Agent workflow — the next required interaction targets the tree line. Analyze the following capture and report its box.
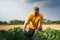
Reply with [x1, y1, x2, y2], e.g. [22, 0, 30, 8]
[0, 19, 60, 25]
[0, 20, 24, 25]
[43, 19, 60, 24]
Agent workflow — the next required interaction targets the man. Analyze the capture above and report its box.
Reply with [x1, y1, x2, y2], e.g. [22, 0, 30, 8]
[23, 7, 43, 38]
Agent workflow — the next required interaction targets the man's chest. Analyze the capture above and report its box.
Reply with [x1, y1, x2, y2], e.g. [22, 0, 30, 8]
[30, 16, 40, 23]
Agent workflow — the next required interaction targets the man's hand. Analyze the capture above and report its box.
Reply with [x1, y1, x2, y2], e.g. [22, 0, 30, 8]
[35, 29, 39, 34]
[23, 28, 26, 32]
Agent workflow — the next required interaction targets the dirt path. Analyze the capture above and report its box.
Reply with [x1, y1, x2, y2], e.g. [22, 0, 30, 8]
[0, 24, 60, 31]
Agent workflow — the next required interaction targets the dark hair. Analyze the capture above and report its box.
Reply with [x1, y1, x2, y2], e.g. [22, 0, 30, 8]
[34, 7, 39, 11]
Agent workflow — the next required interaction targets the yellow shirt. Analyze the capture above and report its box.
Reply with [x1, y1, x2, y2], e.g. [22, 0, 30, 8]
[25, 12, 43, 29]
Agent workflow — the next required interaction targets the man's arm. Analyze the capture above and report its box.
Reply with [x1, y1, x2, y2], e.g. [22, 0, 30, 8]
[35, 21, 42, 33]
[23, 21, 29, 32]
[37, 22, 42, 31]
[35, 13, 43, 33]
[23, 13, 32, 32]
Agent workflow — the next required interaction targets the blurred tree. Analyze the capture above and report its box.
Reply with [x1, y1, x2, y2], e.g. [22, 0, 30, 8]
[3, 21, 8, 24]
[9, 20, 25, 25]
[47, 20, 52, 24]
[0, 21, 3, 24]
[52, 21, 60, 24]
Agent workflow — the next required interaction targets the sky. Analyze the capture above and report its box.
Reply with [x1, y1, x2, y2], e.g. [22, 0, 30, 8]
[0, 0, 60, 22]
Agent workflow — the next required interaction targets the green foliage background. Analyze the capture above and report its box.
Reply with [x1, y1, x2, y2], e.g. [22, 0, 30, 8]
[0, 27, 60, 40]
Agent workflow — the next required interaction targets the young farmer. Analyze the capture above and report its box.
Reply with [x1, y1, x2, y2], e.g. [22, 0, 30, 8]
[23, 7, 43, 38]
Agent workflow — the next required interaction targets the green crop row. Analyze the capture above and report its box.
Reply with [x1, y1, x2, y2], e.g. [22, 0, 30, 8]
[0, 27, 60, 40]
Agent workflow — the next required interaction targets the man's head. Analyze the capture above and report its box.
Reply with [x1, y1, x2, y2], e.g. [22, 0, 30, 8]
[34, 7, 39, 15]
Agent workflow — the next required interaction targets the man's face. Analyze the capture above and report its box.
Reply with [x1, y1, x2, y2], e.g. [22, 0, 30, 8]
[34, 7, 39, 15]
[34, 10, 39, 15]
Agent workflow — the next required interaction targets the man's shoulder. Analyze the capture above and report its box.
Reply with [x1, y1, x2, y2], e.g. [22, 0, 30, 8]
[28, 12, 34, 16]
[39, 12, 43, 16]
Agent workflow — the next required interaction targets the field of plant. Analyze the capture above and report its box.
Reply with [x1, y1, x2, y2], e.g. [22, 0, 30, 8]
[0, 27, 60, 40]
[0, 24, 60, 40]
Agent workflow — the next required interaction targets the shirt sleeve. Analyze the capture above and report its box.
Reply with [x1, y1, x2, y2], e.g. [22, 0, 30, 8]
[25, 13, 32, 23]
[39, 14, 43, 23]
